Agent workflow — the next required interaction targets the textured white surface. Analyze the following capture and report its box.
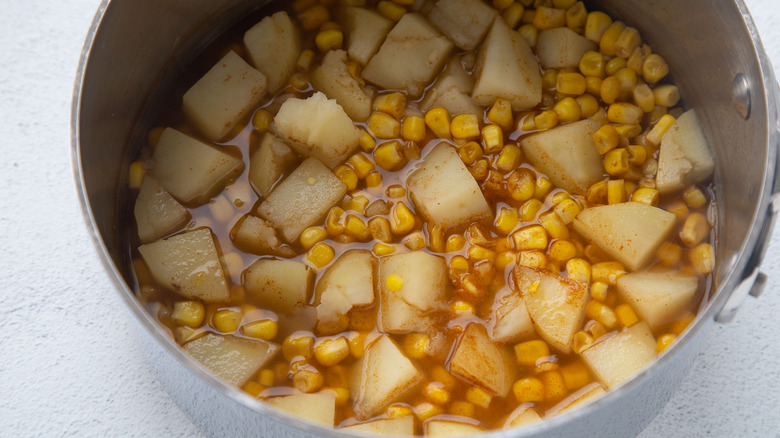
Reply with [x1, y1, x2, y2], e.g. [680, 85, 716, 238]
[1, 0, 779, 436]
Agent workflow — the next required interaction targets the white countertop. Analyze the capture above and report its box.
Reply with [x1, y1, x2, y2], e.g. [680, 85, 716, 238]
[1, 1, 779, 436]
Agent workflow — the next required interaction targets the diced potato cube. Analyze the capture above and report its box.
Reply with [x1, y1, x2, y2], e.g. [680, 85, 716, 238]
[378, 251, 449, 333]
[274, 92, 361, 169]
[580, 322, 657, 388]
[152, 128, 245, 206]
[139, 228, 230, 303]
[264, 392, 336, 427]
[315, 249, 376, 325]
[230, 214, 283, 255]
[244, 258, 314, 315]
[536, 27, 597, 69]
[545, 382, 606, 417]
[340, 415, 414, 435]
[513, 266, 588, 354]
[486, 286, 535, 343]
[244, 11, 301, 93]
[407, 143, 491, 232]
[336, 6, 394, 65]
[362, 13, 454, 97]
[310, 50, 373, 122]
[134, 176, 190, 243]
[426, 418, 483, 436]
[656, 109, 716, 194]
[248, 132, 297, 198]
[257, 157, 347, 243]
[472, 17, 542, 110]
[420, 55, 482, 117]
[616, 271, 699, 327]
[503, 404, 542, 428]
[182, 333, 278, 387]
[427, 0, 497, 50]
[572, 203, 677, 271]
[351, 335, 424, 419]
[182, 51, 267, 141]
[449, 323, 517, 397]
[520, 119, 603, 196]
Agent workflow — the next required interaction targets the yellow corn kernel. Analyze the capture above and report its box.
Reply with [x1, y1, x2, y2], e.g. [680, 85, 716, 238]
[607, 103, 643, 125]
[518, 251, 547, 269]
[507, 168, 536, 202]
[425, 107, 451, 139]
[554, 198, 582, 224]
[344, 332, 367, 360]
[607, 179, 625, 205]
[519, 199, 542, 222]
[590, 107, 609, 125]
[389, 201, 415, 235]
[495, 207, 520, 236]
[448, 401, 476, 418]
[347, 153, 375, 178]
[657, 333, 677, 353]
[560, 361, 590, 391]
[615, 26, 641, 58]
[451, 300, 475, 314]
[579, 50, 606, 78]
[566, 258, 591, 283]
[599, 20, 626, 56]
[487, 97, 514, 132]
[453, 142, 482, 168]
[449, 256, 470, 277]
[566, 0, 587, 30]
[365, 171, 382, 189]
[656, 241, 682, 267]
[128, 161, 145, 190]
[368, 112, 401, 139]
[643, 53, 669, 84]
[626, 145, 647, 166]
[542, 69, 558, 91]
[557, 72, 587, 95]
[326, 207, 345, 236]
[512, 225, 548, 251]
[403, 231, 426, 251]
[283, 334, 314, 361]
[606, 57, 628, 76]
[413, 402, 443, 421]
[373, 140, 406, 171]
[553, 97, 581, 123]
[292, 0, 316, 13]
[539, 211, 570, 240]
[344, 214, 370, 241]
[533, 5, 566, 29]
[147, 126, 167, 148]
[172, 301, 205, 328]
[256, 369, 275, 388]
[514, 21, 537, 47]
[292, 368, 324, 393]
[680, 212, 711, 248]
[615, 68, 638, 101]
[467, 246, 496, 264]
[441, 235, 465, 254]
[297, 4, 329, 30]
[553, 191, 573, 204]
[366, 218, 392, 245]
[358, 128, 376, 153]
[492, 0, 514, 9]
[590, 281, 609, 302]
[451, 114, 480, 139]
[294, 49, 315, 73]
[533, 176, 552, 200]
[342, 195, 369, 214]
[584, 76, 603, 98]
[385, 274, 404, 293]
[513, 377, 544, 403]
[633, 84, 655, 114]
[592, 125, 619, 155]
[584, 10, 612, 42]
[534, 109, 558, 131]
[307, 242, 335, 268]
[403, 333, 430, 360]
[683, 186, 708, 209]
[243, 381, 265, 398]
[653, 84, 681, 108]
[465, 386, 493, 408]
[550, 240, 577, 263]
[315, 29, 343, 52]
[584, 244, 610, 264]
[521, 112, 537, 131]
[481, 124, 504, 154]
[212, 309, 242, 333]
[401, 116, 426, 142]
[599, 76, 620, 105]
[630, 187, 659, 207]
[645, 114, 676, 147]
[615, 304, 639, 327]
[666, 200, 690, 222]
[572, 331, 594, 354]
[515, 340, 551, 367]
[574, 94, 598, 119]
[333, 164, 358, 192]
[494, 144, 522, 173]
[423, 382, 451, 405]
[369, 241, 395, 257]
[586, 301, 618, 330]
[373, 92, 407, 120]
[243, 319, 279, 341]
[669, 313, 695, 336]
[314, 336, 350, 367]
[592, 261, 627, 285]
[603, 148, 629, 176]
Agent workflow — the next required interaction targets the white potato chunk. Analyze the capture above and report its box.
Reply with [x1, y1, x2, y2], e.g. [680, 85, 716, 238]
[340, 415, 414, 435]
[378, 251, 449, 333]
[449, 323, 517, 397]
[264, 392, 336, 427]
[248, 132, 297, 198]
[407, 143, 491, 232]
[243, 258, 314, 315]
[519, 119, 604, 196]
[616, 271, 699, 327]
[503, 404, 542, 429]
[152, 128, 245, 206]
[514, 266, 588, 354]
[656, 109, 716, 194]
[351, 335, 424, 419]
[134, 176, 190, 243]
[572, 203, 677, 271]
[428, 0, 497, 50]
[274, 92, 361, 169]
[315, 249, 376, 326]
[310, 50, 373, 122]
[486, 285, 535, 343]
[420, 56, 482, 116]
[230, 215, 283, 255]
[182, 333, 278, 387]
[472, 17, 542, 110]
[536, 27, 597, 69]
[257, 157, 347, 243]
[362, 13, 454, 97]
[244, 11, 301, 93]
[139, 228, 230, 303]
[182, 51, 267, 141]
[426, 419, 483, 436]
[580, 322, 657, 389]
[336, 6, 394, 65]
[545, 382, 606, 417]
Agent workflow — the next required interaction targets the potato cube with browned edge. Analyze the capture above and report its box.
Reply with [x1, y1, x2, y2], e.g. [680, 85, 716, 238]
[472, 17, 542, 110]
[230, 215, 283, 255]
[243, 258, 314, 316]
[152, 128, 245, 206]
[616, 271, 699, 327]
[520, 119, 604, 196]
[138, 228, 230, 303]
[257, 157, 347, 243]
[656, 109, 715, 194]
[426, 418, 484, 436]
[182, 51, 267, 142]
[336, 6, 394, 66]
[183, 333, 278, 387]
[514, 266, 588, 354]
[244, 11, 301, 93]
[407, 143, 491, 232]
[486, 285, 535, 343]
[362, 13, 454, 97]
[580, 322, 657, 388]
[248, 132, 297, 198]
[536, 27, 597, 69]
[572, 202, 676, 271]
[310, 50, 373, 122]
[315, 249, 376, 327]
[428, 0, 497, 51]
[274, 92, 361, 169]
[340, 415, 414, 435]
[449, 323, 517, 397]
[378, 251, 449, 333]
[351, 335, 424, 419]
[134, 176, 190, 243]
[420, 55, 482, 117]
[264, 392, 336, 427]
